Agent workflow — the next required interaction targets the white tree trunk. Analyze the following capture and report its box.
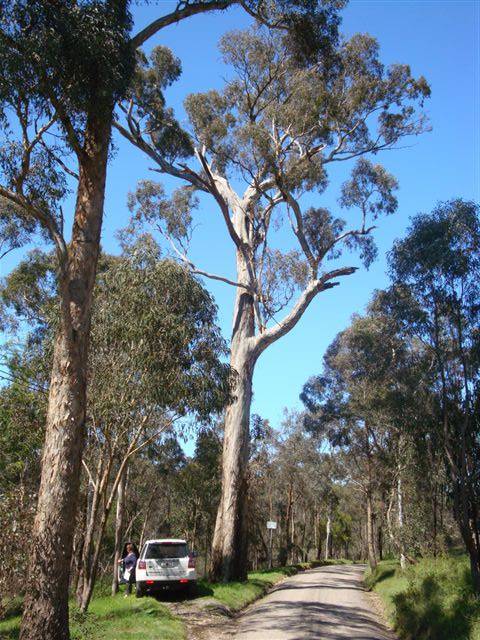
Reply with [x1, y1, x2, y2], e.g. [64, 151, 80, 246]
[112, 467, 127, 595]
[397, 472, 406, 570]
[324, 512, 332, 561]
[211, 250, 256, 581]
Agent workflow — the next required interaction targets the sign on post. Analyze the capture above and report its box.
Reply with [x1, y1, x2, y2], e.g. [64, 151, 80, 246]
[267, 521, 277, 568]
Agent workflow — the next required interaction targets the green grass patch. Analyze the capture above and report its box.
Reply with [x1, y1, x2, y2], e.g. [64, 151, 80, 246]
[198, 566, 297, 611]
[365, 555, 480, 640]
[0, 560, 354, 639]
[0, 596, 185, 640]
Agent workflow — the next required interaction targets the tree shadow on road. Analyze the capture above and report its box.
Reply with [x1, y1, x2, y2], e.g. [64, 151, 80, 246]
[238, 598, 393, 639]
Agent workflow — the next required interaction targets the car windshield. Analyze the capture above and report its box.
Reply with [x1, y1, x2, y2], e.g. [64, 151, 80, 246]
[145, 543, 188, 559]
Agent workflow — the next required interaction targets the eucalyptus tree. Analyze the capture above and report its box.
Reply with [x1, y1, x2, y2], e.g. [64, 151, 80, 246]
[386, 199, 480, 591]
[120, 23, 429, 578]
[0, 2, 340, 635]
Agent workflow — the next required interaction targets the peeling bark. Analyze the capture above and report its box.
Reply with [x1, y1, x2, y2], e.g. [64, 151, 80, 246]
[20, 115, 111, 640]
[210, 250, 256, 582]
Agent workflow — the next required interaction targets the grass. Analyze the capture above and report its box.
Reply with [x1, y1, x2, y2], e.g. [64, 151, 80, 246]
[1, 559, 347, 638]
[199, 566, 298, 611]
[0, 596, 186, 640]
[365, 555, 480, 640]
[0, 566, 301, 638]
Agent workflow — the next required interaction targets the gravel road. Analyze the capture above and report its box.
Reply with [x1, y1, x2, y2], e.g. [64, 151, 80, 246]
[232, 564, 396, 640]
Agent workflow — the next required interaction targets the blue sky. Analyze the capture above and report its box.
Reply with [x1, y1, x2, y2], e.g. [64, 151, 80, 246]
[1, 0, 479, 436]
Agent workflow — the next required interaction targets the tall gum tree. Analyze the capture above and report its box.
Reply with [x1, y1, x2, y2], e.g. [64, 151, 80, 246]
[118, 23, 430, 580]
[0, 1, 331, 636]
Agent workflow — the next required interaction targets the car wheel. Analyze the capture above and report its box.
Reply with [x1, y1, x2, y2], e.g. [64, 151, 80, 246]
[135, 582, 145, 598]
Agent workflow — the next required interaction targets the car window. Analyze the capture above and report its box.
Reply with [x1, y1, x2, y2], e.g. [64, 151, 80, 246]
[145, 543, 188, 559]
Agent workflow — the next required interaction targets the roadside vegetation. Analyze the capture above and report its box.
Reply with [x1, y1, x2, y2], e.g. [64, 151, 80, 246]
[366, 554, 480, 640]
[0, 597, 185, 640]
[0, 563, 334, 639]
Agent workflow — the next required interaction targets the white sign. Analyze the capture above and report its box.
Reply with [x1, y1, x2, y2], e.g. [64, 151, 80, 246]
[266, 521, 277, 530]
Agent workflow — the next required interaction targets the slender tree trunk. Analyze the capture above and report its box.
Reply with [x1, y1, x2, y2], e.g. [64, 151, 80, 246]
[77, 455, 107, 604]
[316, 514, 322, 561]
[210, 261, 256, 581]
[397, 472, 406, 570]
[454, 482, 480, 593]
[71, 489, 88, 595]
[324, 511, 332, 561]
[378, 524, 383, 561]
[432, 480, 438, 557]
[20, 115, 112, 640]
[290, 504, 296, 564]
[366, 490, 377, 571]
[112, 467, 127, 596]
[79, 455, 132, 612]
[284, 484, 294, 565]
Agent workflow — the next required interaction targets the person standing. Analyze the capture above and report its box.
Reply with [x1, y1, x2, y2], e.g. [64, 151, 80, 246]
[119, 542, 138, 597]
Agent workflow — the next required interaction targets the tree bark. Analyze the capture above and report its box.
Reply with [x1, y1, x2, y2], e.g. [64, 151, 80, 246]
[210, 253, 256, 581]
[366, 490, 377, 571]
[112, 466, 127, 596]
[20, 115, 111, 640]
[324, 511, 332, 561]
[397, 472, 406, 570]
[316, 514, 322, 561]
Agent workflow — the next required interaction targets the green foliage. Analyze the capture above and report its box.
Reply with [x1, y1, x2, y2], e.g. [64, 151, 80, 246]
[0, 373, 45, 486]
[128, 182, 197, 245]
[0, 358, 46, 612]
[0, 1, 134, 117]
[91, 244, 231, 422]
[129, 46, 193, 161]
[0, 597, 186, 640]
[367, 557, 480, 640]
[183, 26, 428, 187]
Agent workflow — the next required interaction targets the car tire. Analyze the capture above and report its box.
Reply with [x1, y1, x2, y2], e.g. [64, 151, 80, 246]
[135, 582, 145, 598]
[187, 581, 197, 597]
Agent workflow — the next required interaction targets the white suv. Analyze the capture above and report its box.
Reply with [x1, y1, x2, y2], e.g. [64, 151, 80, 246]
[135, 538, 196, 597]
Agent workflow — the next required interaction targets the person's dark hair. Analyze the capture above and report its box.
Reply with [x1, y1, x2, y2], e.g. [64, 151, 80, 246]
[121, 541, 139, 558]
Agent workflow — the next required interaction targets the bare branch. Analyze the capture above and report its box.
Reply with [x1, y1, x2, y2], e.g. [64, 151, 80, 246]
[254, 267, 358, 355]
[39, 139, 79, 180]
[165, 232, 253, 292]
[112, 119, 209, 192]
[0, 185, 67, 261]
[194, 147, 244, 251]
[131, 1, 234, 49]
[82, 460, 97, 491]
[281, 189, 317, 276]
